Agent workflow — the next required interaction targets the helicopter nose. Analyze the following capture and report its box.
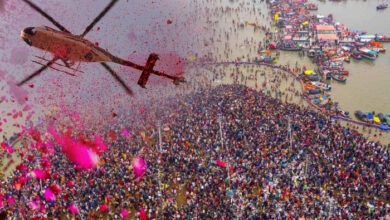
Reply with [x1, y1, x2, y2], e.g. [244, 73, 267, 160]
[21, 27, 36, 46]
[22, 27, 37, 36]
[22, 36, 32, 46]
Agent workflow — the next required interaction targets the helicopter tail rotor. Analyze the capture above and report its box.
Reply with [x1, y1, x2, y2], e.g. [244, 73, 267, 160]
[137, 53, 159, 88]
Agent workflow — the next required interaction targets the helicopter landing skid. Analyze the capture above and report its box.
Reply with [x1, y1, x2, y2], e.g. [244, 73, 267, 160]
[33, 55, 84, 74]
[32, 60, 79, 77]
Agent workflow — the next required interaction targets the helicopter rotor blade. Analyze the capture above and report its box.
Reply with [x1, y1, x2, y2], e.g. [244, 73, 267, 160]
[18, 57, 59, 86]
[100, 62, 134, 96]
[22, 0, 71, 33]
[80, 0, 119, 37]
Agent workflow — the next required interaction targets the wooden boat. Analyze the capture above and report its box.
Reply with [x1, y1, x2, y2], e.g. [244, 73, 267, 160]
[322, 60, 344, 67]
[351, 51, 363, 60]
[369, 41, 384, 47]
[307, 74, 320, 82]
[306, 3, 318, 10]
[279, 46, 302, 51]
[376, 3, 388, 10]
[311, 81, 331, 91]
[355, 110, 368, 122]
[331, 74, 347, 83]
[371, 47, 386, 53]
[358, 48, 378, 60]
[357, 35, 376, 42]
[377, 35, 390, 42]
[308, 88, 321, 94]
[368, 42, 386, 52]
[321, 66, 349, 75]
[377, 113, 388, 123]
[304, 82, 316, 89]
[332, 69, 349, 76]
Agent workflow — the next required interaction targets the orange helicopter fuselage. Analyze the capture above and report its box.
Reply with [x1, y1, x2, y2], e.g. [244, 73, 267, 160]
[21, 26, 113, 62]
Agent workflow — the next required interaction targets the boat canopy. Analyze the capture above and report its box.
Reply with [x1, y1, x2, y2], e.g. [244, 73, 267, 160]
[359, 35, 376, 39]
[316, 25, 336, 31]
[359, 39, 372, 43]
[284, 35, 292, 41]
[359, 48, 377, 55]
[318, 34, 338, 41]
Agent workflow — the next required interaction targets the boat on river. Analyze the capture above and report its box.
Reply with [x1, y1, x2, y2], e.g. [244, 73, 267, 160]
[355, 111, 368, 122]
[376, 4, 388, 10]
[311, 81, 331, 91]
[279, 45, 302, 51]
[351, 50, 363, 60]
[376, 35, 390, 42]
[331, 74, 347, 83]
[377, 113, 388, 123]
[306, 3, 318, 10]
[358, 48, 378, 60]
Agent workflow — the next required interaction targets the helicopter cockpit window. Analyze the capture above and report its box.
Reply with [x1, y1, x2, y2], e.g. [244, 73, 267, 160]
[24, 27, 37, 36]
[44, 26, 56, 31]
[23, 38, 32, 46]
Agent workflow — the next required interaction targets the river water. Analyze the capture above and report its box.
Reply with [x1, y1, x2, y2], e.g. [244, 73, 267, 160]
[285, 0, 390, 115]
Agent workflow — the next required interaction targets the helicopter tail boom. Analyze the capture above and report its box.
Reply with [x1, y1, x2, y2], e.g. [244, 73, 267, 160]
[111, 54, 185, 88]
[137, 53, 158, 88]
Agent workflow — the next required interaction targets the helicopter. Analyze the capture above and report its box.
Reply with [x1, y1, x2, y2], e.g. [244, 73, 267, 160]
[18, 0, 185, 95]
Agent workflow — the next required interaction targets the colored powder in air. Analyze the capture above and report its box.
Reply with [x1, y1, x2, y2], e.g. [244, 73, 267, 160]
[68, 204, 79, 214]
[48, 126, 102, 169]
[43, 188, 56, 202]
[132, 156, 147, 177]
[120, 209, 129, 218]
[215, 159, 226, 168]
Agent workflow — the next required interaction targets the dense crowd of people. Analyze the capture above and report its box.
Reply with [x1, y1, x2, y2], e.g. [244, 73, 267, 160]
[0, 84, 388, 219]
